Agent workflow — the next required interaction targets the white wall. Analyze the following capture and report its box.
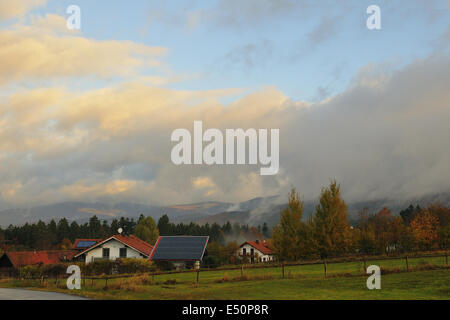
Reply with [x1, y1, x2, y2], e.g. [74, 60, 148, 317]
[239, 244, 274, 263]
[85, 239, 145, 264]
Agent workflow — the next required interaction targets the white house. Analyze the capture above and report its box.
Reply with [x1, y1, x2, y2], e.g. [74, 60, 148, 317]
[238, 240, 275, 263]
[74, 234, 153, 264]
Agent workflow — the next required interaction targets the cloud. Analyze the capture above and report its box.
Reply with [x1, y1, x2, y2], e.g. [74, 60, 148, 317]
[27, 13, 80, 35]
[307, 16, 340, 48]
[0, 0, 47, 21]
[0, 2, 449, 210]
[146, 0, 313, 31]
[432, 23, 450, 51]
[208, 0, 307, 28]
[0, 20, 168, 84]
[217, 40, 273, 72]
[192, 177, 216, 189]
[2, 52, 449, 208]
[61, 180, 138, 198]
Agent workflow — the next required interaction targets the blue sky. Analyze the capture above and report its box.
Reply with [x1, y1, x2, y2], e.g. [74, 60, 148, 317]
[37, 0, 450, 101]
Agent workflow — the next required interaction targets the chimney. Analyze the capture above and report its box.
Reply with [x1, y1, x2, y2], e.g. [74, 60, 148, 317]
[255, 240, 259, 244]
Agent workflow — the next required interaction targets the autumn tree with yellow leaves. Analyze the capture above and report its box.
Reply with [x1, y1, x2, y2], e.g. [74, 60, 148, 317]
[410, 209, 440, 250]
[272, 188, 310, 261]
[312, 180, 353, 259]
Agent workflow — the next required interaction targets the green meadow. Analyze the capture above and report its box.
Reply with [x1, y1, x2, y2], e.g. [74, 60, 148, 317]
[1, 255, 448, 300]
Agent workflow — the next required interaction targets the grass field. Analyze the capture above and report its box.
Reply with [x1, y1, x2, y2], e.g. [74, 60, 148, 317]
[1, 255, 448, 300]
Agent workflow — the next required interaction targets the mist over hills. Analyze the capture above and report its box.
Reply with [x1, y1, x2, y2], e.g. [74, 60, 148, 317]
[0, 193, 449, 228]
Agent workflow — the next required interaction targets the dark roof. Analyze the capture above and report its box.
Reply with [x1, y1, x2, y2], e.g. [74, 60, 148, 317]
[240, 240, 273, 255]
[150, 236, 209, 261]
[1, 250, 77, 268]
[74, 235, 153, 258]
[72, 239, 101, 250]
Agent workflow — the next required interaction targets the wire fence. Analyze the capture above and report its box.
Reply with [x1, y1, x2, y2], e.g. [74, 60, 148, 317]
[4, 251, 447, 288]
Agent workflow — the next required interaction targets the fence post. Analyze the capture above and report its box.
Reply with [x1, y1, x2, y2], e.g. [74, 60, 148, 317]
[196, 269, 200, 284]
[363, 256, 367, 272]
[282, 263, 285, 279]
[324, 259, 327, 278]
[405, 256, 409, 272]
[105, 278, 108, 288]
[445, 252, 448, 265]
[241, 265, 243, 277]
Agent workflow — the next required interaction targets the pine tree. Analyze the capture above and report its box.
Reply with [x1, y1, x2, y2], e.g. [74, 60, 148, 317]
[262, 222, 269, 237]
[157, 214, 171, 235]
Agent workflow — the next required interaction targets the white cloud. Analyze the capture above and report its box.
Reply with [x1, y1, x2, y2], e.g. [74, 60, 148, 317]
[0, 0, 47, 21]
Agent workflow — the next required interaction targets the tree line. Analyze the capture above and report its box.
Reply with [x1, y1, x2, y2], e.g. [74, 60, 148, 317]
[0, 213, 266, 253]
[272, 181, 449, 262]
[1, 180, 448, 267]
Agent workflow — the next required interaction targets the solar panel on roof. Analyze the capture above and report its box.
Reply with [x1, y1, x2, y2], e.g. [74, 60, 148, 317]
[76, 241, 97, 248]
[150, 236, 209, 261]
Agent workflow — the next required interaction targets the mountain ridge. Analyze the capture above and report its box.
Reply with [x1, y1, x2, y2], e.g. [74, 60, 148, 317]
[0, 193, 449, 227]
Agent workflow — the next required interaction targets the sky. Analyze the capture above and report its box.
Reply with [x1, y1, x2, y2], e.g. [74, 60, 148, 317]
[0, 0, 449, 209]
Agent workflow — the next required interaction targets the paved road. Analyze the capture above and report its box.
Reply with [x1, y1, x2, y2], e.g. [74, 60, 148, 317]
[0, 288, 89, 300]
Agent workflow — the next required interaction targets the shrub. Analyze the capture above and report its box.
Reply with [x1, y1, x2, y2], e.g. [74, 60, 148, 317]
[41, 264, 67, 277]
[155, 261, 175, 271]
[82, 260, 115, 276]
[19, 265, 41, 279]
[202, 255, 219, 269]
[118, 258, 155, 274]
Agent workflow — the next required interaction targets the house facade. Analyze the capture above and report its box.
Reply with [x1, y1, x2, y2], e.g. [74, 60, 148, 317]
[74, 234, 153, 264]
[238, 240, 274, 263]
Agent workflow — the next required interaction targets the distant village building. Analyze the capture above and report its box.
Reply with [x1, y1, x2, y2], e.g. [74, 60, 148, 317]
[74, 234, 153, 264]
[238, 240, 274, 263]
[0, 250, 77, 274]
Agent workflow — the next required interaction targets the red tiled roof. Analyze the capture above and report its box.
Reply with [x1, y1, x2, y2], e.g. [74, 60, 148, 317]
[114, 235, 154, 256]
[72, 239, 101, 249]
[74, 235, 153, 258]
[3, 250, 77, 268]
[240, 240, 273, 255]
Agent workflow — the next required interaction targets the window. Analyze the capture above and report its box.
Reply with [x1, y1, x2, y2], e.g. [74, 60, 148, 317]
[243, 248, 246, 255]
[120, 247, 127, 258]
[102, 248, 110, 258]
